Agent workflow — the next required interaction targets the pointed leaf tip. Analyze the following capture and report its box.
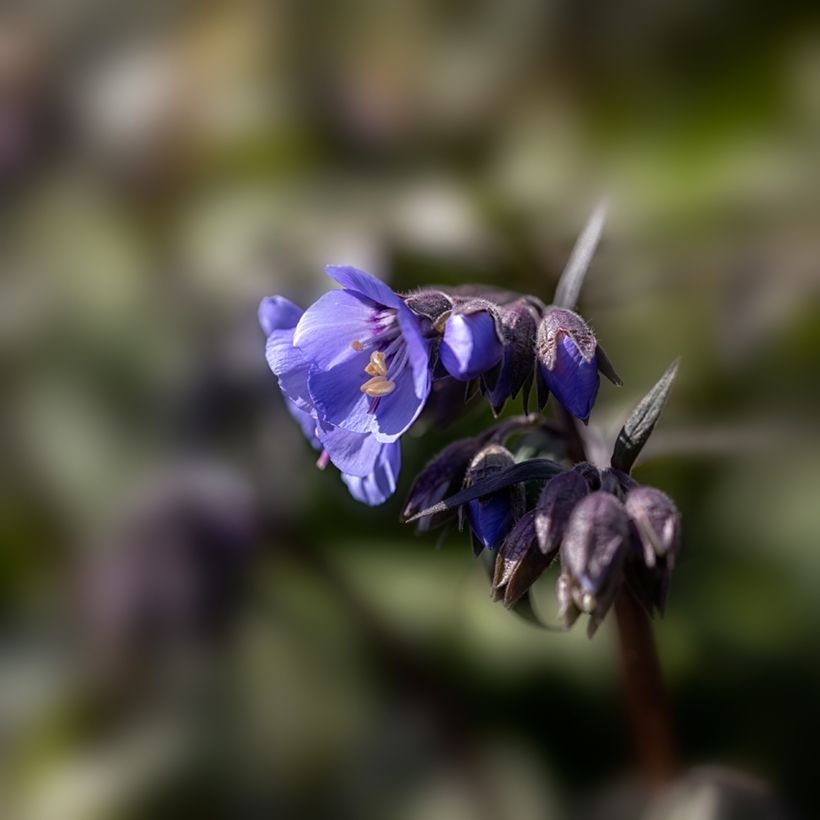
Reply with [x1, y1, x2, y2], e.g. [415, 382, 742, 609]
[553, 198, 609, 311]
[611, 359, 680, 474]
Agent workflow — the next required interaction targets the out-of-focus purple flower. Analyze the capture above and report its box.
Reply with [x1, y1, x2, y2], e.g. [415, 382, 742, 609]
[439, 309, 503, 381]
[259, 284, 413, 505]
[624, 486, 681, 568]
[536, 308, 600, 422]
[292, 265, 432, 443]
[463, 444, 523, 552]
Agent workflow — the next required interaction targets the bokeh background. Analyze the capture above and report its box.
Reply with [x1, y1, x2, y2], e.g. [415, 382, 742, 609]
[2, 1, 819, 818]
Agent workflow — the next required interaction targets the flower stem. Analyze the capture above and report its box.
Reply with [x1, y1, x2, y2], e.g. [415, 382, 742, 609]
[614, 585, 679, 787]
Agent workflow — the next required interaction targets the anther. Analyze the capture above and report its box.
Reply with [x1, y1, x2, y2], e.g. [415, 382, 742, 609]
[351, 340, 364, 352]
[360, 375, 397, 397]
[370, 351, 388, 376]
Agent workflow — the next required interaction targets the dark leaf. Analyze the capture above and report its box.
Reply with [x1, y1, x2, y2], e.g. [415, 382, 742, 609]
[553, 199, 609, 311]
[404, 459, 564, 522]
[611, 359, 680, 474]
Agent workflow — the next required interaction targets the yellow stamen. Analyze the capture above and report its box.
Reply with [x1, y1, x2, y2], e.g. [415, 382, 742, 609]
[351, 340, 364, 352]
[360, 375, 397, 397]
[370, 350, 388, 376]
[365, 363, 379, 376]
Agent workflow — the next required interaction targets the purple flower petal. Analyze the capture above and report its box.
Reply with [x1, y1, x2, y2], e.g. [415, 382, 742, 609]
[285, 398, 321, 450]
[258, 296, 303, 336]
[396, 303, 432, 401]
[440, 311, 502, 381]
[318, 424, 383, 477]
[265, 328, 313, 410]
[307, 355, 373, 434]
[326, 265, 403, 310]
[342, 440, 401, 505]
[543, 335, 600, 421]
[293, 289, 380, 370]
[372, 363, 429, 443]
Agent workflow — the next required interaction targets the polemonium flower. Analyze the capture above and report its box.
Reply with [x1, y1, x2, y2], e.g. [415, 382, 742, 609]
[293, 265, 432, 443]
[439, 308, 503, 381]
[259, 292, 403, 504]
[536, 307, 600, 422]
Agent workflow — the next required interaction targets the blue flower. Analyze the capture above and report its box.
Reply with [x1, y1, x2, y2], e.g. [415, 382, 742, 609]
[259, 268, 430, 505]
[536, 308, 600, 422]
[439, 309, 503, 381]
[292, 266, 432, 443]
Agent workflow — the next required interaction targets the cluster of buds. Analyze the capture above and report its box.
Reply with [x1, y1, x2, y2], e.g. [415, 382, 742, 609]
[403, 357, 683, 635]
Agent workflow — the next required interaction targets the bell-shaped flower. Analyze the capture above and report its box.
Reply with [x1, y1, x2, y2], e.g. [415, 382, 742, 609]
[439, 308, 503, 382]
[463, 444, 523, 553]
[486, 300, 538, 414]
[536, 307, 600, 422]
[292, 265, 432, 444]
[259, 291, 405, 505]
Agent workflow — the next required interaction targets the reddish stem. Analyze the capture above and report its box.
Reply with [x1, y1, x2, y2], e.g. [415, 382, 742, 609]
[614, 586, 679, 787]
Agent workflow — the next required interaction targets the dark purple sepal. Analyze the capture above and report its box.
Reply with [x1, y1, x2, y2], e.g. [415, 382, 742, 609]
[486, 300, 538, 415]
[534, 467, 591, 556]
[492, 510, 557, 607]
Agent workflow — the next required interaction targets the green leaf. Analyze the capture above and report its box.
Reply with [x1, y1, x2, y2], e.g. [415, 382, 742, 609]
[611, 359, 680, 473]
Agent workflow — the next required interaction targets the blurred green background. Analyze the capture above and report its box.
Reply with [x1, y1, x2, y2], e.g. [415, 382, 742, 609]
[1, 1, 819, 818]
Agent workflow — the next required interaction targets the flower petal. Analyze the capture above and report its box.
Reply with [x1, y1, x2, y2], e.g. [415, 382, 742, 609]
[326, 265, 403, 310]
[318, 425, 382, 477]
[397, 302, 432, 399]
[293, 289, 379, 370]
[285, 398, 320, 449]
[372, 367, 429, 442]
[440, 311, 502, 381]
[543, 335, 600, 421]
[307, 355, 374, 434]
[258, 296, 303, 336]
[265, 328, 313, 410]
[342, 441, 401, 505]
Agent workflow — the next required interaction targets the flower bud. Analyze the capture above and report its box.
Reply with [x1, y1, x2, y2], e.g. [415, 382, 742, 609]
[463, 444, 523, 552]
[440, 308, 503, 381]
[492, 510, 557, 607]
[401, 437, 483, 532]
[560, 491, 630, 635]
[624, 486, 681, 568]
[534, 467, 591, 556]
[486, 300, 538, 414]
[536, 308, 600, 422]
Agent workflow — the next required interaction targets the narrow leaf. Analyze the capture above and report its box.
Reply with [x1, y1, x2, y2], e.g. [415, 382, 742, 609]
[611, 359, 680, 473]
[553, 198, 609, 311]
[404, 459, 564, 522]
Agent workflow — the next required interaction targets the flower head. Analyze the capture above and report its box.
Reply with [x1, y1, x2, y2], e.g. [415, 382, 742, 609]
[259, 274, 422, 506]
[293, 266, 432, 443]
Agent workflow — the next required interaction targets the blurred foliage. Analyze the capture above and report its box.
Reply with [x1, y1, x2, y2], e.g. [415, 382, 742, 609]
[1, 1, 819, 818]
